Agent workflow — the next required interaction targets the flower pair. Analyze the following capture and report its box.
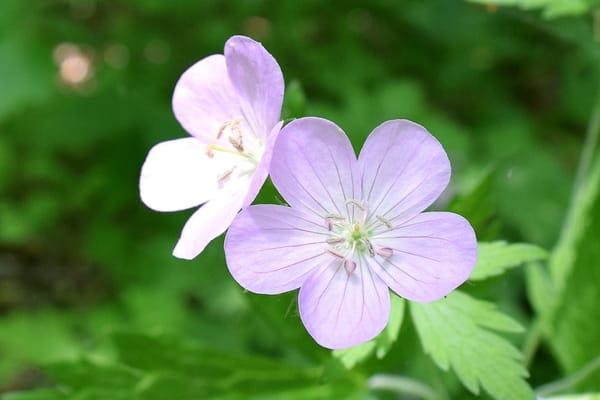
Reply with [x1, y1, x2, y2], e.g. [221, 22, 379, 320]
[140, 36, 477, 349]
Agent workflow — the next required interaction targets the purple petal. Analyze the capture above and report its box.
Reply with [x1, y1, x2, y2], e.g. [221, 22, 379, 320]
[173, 187, 247, 260]
[366, 212, 477, 302]
[358, 120, 450, 226]
[225, 36, 284, 139]
[225, 205, 328, 294]
[299, 258, 390, 349]
[140, 138, 236, 212]
[172, 55, 240, 144]
[270, 117, 358, 220]
[242, 121, 283, 207]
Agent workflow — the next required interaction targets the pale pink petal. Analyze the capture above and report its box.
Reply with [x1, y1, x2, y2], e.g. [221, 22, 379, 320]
[366, 212, 476, 302]
[270, 117, 358, 220]
[225, 205, 329, 294]
[242, 121, 283, 207]
[358, 120, 450, 227]
[140, 138, 238, 212]
[224, 36, 284, 139]
[173, 186, 248, 260]
[172, 55, 240, 144]
[298, 258, 390, 349]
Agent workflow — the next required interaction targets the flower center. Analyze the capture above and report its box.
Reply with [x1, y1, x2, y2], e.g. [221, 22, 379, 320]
[325, 200, 394, 274]
[206, 118, 265, 186]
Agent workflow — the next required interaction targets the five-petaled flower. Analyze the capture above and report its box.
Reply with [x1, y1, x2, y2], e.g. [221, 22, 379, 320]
[225, 118, 477, 349]
[139, 36, 284, 260]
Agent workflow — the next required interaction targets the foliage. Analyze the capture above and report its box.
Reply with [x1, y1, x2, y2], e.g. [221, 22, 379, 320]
[470, 241, 547, 280]
[411, 291, 532, 399]
[468, 0, 600, 18]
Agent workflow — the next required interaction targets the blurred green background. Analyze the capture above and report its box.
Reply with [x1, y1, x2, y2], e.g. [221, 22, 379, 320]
[1, 0, 600, 399]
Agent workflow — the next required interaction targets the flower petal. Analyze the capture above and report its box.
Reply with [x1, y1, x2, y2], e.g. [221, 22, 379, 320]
[225, 36, 284, 139]
[358, 120, 450, 226]
[367, 212, 477, 302]
[298, 258, 390, 349]
[225, 204, 329, 294]
[172, 54, 239, 143]
[242, 121, 283, 207]
[140, 138, 238, 212]
[172, 186, 248, 260]
[270, 117, 358, 220]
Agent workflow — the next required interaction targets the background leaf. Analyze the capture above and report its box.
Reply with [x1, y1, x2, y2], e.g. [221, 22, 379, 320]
[470, 241, 548, 280]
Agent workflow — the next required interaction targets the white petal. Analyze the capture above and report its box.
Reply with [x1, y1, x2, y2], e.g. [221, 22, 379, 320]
[139, 138, 239, 212]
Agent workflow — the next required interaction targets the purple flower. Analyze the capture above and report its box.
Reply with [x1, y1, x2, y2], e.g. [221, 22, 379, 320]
[139, 36, 284, 260]
[225, 118, 477, 349]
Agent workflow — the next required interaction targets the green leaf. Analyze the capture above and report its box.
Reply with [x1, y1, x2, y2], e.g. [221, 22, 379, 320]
[333, 296, 405, 368]
[411, 291, 532, 399]
[45, 360, 141, 391]
[467, 0, 597, 18]
[542, 394, 600, 400]
[470, 241, 548, 280]
[1, 390, 65, 400]
[541, 158, 600, 385]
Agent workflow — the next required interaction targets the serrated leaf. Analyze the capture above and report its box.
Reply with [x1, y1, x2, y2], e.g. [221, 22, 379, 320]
[470, 241, 548, 280]
[333, 296, 405, 368]
[411, 291, 532, 399]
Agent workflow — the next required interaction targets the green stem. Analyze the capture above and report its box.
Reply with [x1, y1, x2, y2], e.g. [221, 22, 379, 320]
[525, 83, 600, 365]
[522, 319, 542, 368]
[535, 355, 600, 396]
[367, 374, 439, 400]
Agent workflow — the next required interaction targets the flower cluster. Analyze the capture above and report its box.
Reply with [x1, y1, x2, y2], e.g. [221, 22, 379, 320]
[140, 36, 477, 349]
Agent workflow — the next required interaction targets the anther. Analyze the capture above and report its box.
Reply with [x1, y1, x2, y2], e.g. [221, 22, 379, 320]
[326, 213, 345, 220]
[206, 147, 215, 158]
[228, 134, 244, 152]
[344, 259, 357, 274]
[327, 248, 346, 259]
[376, 215, 393, 229]
[217, 167, 236, 185]
[216, 123, 227, 140]
[345, 199, 365, 210]
[326, 237, 344, 244]
[376, 247, 393, 259]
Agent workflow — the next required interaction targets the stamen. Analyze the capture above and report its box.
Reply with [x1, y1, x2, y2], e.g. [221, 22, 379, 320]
[345, 199, 365, 210]
[216, 119, 242, 140]
[344, 259, 357, 274]
[326, 237, 344, 244]
[346, 199, 369, 223]
[216, 123, 227, 140]
[327, 248, 346, 259]
[364, 238, 375, 257]
[228, 134, 244, 152]
[376, 215, 394, 229]
[376, 247, 393, 259]
[325, 214, 345, 231]
[217, 167, 236, 185]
